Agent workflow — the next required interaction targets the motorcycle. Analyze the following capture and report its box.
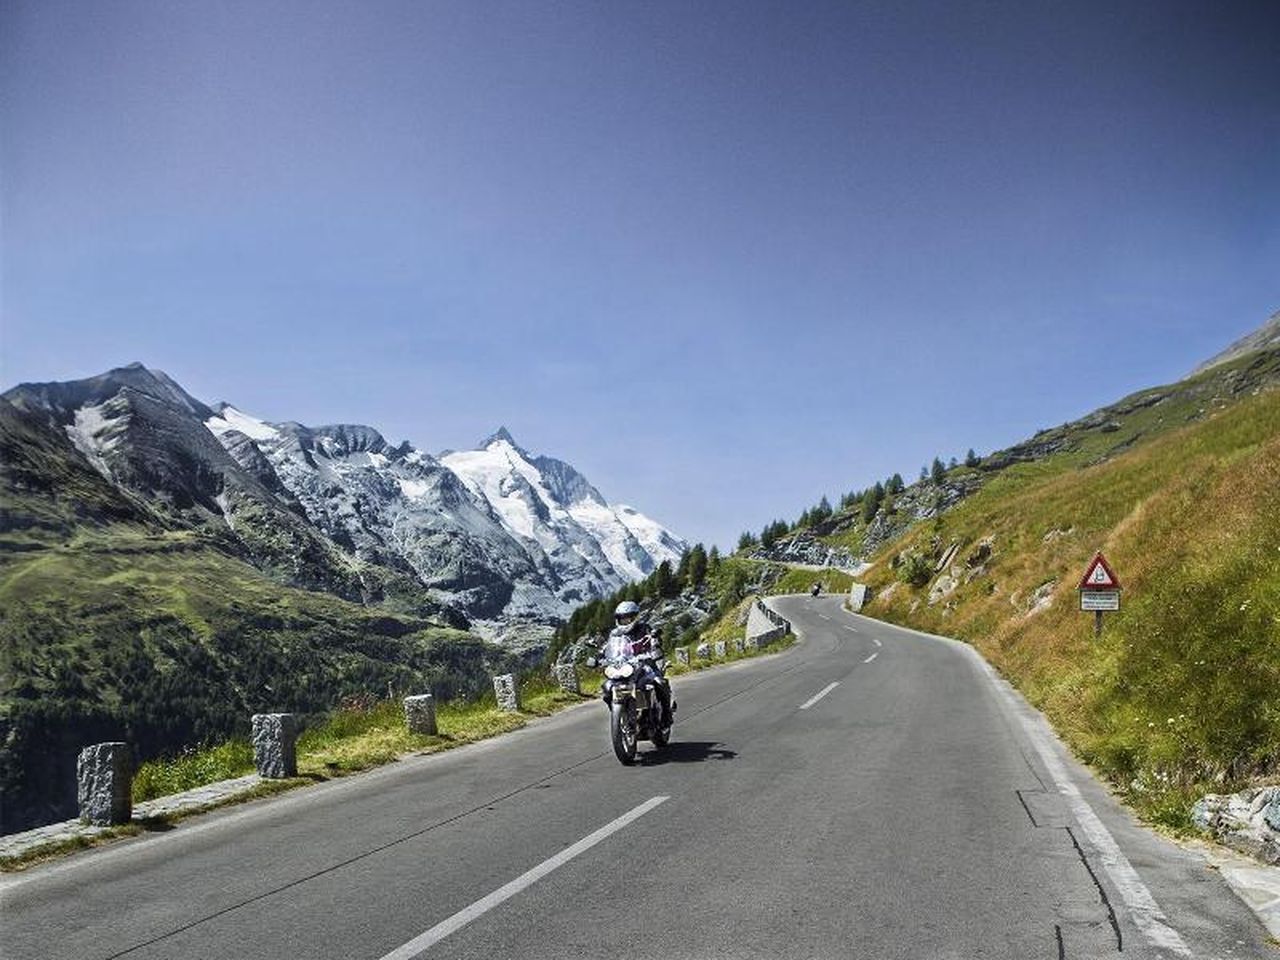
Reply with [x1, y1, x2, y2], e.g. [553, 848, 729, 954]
[589, 633, 672, 764]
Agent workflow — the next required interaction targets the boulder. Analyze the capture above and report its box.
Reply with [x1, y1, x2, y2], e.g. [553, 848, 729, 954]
[1192, 786, 1280, 865]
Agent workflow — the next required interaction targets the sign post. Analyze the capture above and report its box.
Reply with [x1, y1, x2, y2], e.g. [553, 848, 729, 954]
[1078, 552, 1121, 637]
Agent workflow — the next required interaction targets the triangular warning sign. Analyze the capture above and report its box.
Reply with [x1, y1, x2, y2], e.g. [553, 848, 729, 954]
[1079, 552, 1121, 590]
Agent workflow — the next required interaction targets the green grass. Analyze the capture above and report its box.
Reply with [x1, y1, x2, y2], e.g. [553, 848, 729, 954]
[770, 566, 855, 596]
[0, 531, 507, 832]
[131, 675, 595, 796]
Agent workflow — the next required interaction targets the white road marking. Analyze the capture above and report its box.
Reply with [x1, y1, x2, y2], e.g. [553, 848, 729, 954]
[963, 651, 1192, 955]
[872, 637, 882, 648]
[842, 625, 858, 633]
[863, 652, 878, 664]
[798, 682, 840, 710]
[377, 796, 669, 959]
[851, 616, 1195, 956]
[818, 614, 831, 621]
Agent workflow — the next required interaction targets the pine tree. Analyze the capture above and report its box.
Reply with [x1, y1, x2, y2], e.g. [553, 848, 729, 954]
[687, 543, 709, 587]
[888, 473, 905, 494]
[948, 456, 958, 469]
[931, 457, 946, 483]
[965, 448, 980, 467]
[861, 482, 884, 523]
[737, 530, 757, 551]
[652, 560, 679, 599]
[919, 465, 929, 482]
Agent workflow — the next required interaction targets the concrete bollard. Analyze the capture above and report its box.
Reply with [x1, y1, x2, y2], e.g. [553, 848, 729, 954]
[493, 674, 521, 712]
[695, 642, 711, 659]
[252, 713, 299, 778]
[675, 647, 690, 666]
[77, 742, 132, 826]
[713, 640, 727, 658]
[554, 663, 580, 695]
[730, 638, 744, 653]
[404, 694, 438, 735]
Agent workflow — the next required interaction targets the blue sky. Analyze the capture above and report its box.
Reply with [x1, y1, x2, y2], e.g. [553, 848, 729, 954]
[2, 1, 1277, 550]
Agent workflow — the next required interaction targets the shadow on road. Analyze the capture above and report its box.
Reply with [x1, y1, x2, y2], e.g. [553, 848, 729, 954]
[639, 741, 737, 765]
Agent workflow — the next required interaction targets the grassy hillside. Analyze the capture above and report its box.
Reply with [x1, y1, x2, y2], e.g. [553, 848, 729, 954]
[859, 387, 1280, 826]
[0, 528, 510, 832]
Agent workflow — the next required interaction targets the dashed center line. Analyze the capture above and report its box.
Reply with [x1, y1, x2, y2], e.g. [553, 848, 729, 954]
[818, 614, 831, 621]
[798, 682, 840, 710]
[863, 652, 878, 664]
[842, 625, 858, 633]
[872, 637, 882, 648]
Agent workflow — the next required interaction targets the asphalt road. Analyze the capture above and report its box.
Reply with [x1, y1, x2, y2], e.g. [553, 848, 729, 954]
[1, 596, 1270, 959]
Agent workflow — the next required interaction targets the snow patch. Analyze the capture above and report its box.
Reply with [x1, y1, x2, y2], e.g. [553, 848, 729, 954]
[205, 406, 280, 442]
[65, 403, 121, 479]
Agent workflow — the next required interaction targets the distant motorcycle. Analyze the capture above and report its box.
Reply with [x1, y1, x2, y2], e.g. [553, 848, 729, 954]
[589, 633, 671, 764]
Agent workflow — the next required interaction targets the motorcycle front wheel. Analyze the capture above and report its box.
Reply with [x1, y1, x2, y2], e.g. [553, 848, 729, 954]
[610, 701, 638, 764]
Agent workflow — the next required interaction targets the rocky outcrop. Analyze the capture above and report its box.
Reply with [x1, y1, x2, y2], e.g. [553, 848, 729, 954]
[1192, 786, 1280, 865]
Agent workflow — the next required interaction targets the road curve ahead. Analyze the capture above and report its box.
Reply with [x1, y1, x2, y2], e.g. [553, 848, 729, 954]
[1, 596, 1269, 959]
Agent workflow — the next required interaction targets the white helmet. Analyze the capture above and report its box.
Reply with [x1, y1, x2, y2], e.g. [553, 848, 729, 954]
[614, 600, 640, 632]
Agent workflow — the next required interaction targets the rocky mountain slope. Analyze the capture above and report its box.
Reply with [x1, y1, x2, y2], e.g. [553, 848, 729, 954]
[3, 364, 685, 639]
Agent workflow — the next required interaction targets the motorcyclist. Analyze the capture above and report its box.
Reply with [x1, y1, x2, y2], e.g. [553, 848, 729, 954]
[598, 600, 674, 728]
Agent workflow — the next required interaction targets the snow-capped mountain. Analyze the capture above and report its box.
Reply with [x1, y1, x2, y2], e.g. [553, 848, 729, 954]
[442, 428, 683, 584]
[2, 364, 687, 642]
[202, 410, 685, 636]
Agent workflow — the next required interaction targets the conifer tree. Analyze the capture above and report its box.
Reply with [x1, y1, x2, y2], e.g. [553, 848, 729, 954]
[687, 543, 709, 587]
[965, 448, 980, 467]
[931, 457, 946, 483]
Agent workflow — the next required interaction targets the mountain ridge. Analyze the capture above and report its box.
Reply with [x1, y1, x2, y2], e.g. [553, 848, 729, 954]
[2, 364, 686, 637]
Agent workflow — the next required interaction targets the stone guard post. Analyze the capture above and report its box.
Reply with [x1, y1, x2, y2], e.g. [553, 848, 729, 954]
[493, 674, 521, 712]
[404, 694, 438, 735]
[675, 647, 690, 666]
[252, 713, 299, 778]
[78, 742, 132, 826]
[554, 663, 580, 695]
[713, 640, 727, 658]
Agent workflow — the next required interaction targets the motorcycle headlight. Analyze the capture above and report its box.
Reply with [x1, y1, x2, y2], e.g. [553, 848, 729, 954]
[604, 663, 635, 680]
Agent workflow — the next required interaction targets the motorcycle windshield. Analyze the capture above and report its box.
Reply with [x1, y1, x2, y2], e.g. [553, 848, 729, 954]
[602, 635, 636, 661]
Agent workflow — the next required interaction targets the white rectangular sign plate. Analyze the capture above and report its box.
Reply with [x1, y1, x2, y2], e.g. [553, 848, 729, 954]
[1081, 590, 1120, 611]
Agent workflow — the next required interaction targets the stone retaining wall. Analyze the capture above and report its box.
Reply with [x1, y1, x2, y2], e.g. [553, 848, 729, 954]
[745, 598, 790, 649]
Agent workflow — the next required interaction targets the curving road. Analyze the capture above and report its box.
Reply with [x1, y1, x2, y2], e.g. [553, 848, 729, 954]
[1, 596, 1270, 959]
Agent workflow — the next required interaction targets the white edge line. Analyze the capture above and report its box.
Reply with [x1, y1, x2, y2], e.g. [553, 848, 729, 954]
[377, 796, 669, 960]
[863, 652, 878, 663]
[798, 682, 840, 711]
[969, 655, 1192, 956]
[855, 614, 1194, 956]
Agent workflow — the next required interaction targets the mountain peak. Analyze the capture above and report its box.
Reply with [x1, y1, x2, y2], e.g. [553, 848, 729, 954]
[480, 426, 521, 450]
